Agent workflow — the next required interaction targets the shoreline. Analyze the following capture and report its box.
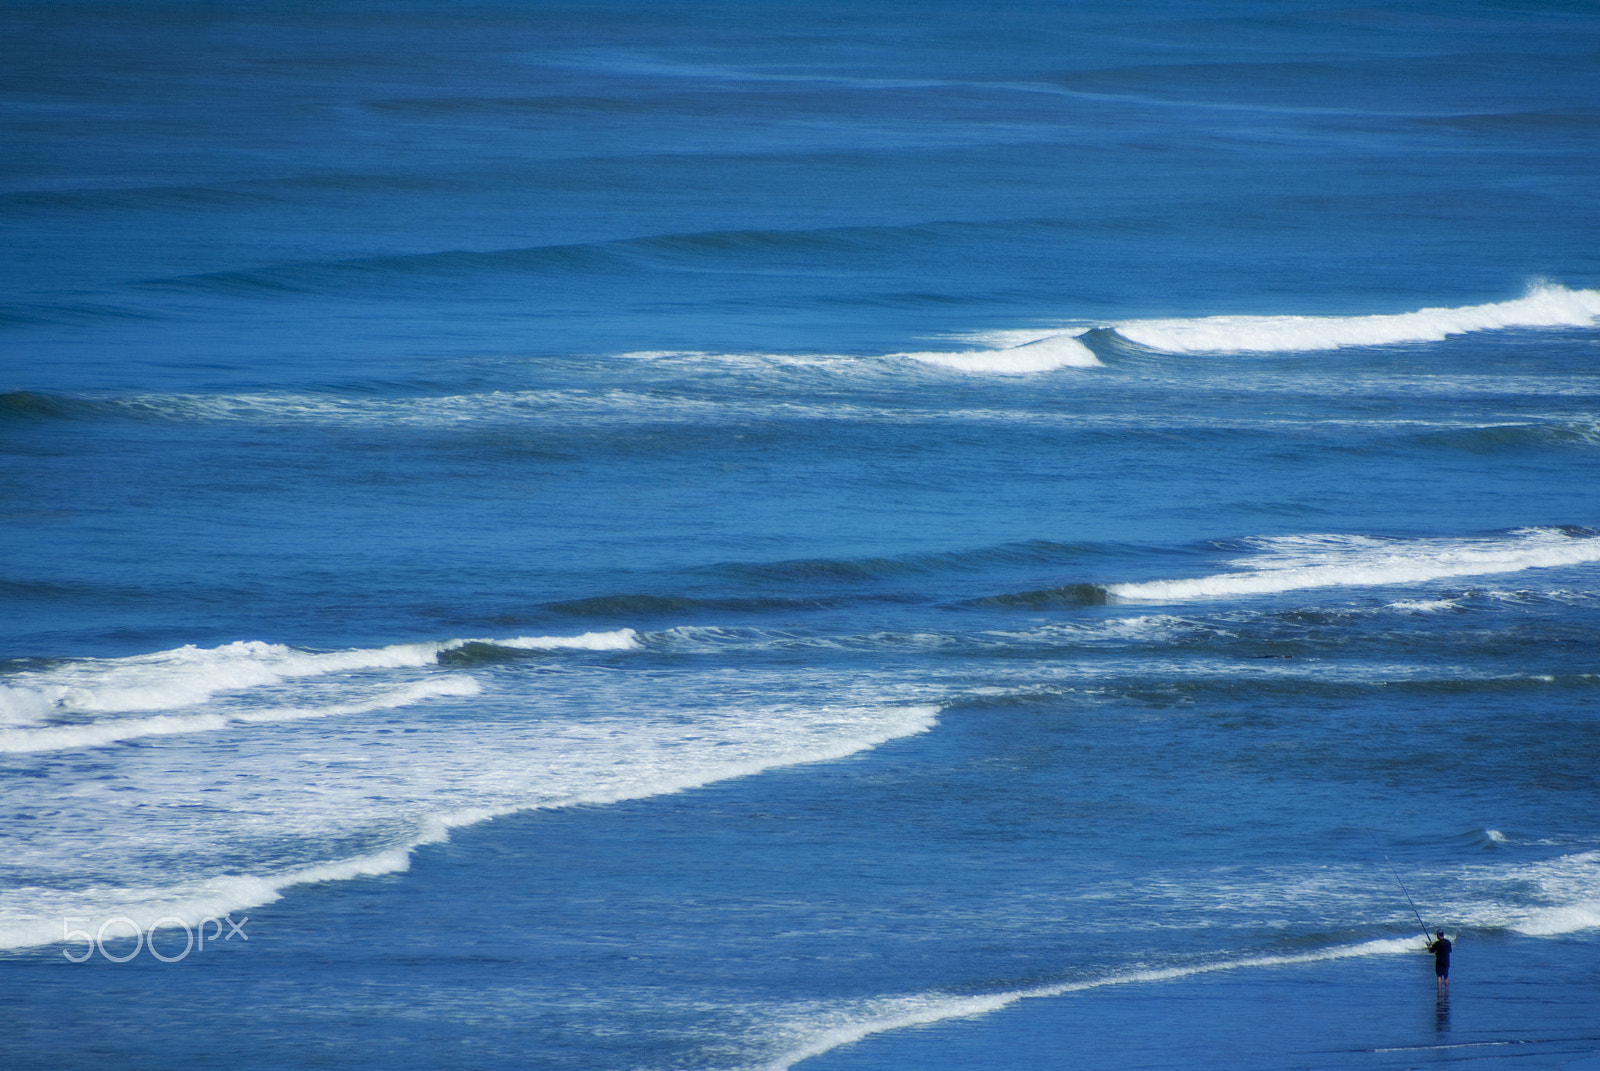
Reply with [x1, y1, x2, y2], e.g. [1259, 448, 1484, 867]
[792, 930, 1600, 1071]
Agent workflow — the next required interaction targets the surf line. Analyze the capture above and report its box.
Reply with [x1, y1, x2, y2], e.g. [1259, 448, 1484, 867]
[1367, 1038, 1581, 1054]
[766, 937, 1416, 1071]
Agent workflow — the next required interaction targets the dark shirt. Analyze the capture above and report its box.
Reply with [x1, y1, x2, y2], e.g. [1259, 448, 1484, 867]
[1428, 936, 1451, 975]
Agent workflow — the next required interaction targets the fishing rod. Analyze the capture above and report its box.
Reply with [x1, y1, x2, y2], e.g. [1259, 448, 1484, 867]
[1369, 832, 1432, 943]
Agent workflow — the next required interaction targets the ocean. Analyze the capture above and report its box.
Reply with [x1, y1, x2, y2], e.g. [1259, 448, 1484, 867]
[2, 1, 1599, 1067]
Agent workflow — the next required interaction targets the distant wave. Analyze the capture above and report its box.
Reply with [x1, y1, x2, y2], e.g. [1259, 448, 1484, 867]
[540, 543, 1116, 616]
[1110, 284, 1600, 353]
[136, 220, 980, 297]
[1408, 419, 1600, 452]
[704, 540, 1110, 583]
[540, 592, 859, 617]
[1107, 527, 1600, 603]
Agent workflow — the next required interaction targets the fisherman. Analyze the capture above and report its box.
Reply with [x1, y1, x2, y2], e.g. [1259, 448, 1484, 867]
[1425, 930, 1451, 991]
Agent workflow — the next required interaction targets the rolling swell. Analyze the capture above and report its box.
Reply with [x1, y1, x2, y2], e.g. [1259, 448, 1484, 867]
[702, 541, 1121, 584]
[0, 183, 280, 213]
[538, 592, 870, 616]
[1406, 421, 1600, 453]
[1073, 326, 1160, 362]
[0, 391, 304, 427]
[137, 220, 1003, 299]
[435, 640, 541, 665]
[972, 583, 1110, 608]
[0, 391, 87, 422]
[142, 243, 626, 297]
[0, 302, 154, 328]
[542, 544, 1131, 618]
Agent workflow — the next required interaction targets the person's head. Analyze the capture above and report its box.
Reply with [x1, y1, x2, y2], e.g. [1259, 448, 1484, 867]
[1436, 931, 1445, 939]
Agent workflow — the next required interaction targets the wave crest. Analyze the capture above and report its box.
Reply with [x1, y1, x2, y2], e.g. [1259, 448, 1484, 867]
[0, 630, 638, 735]
[902, 333, 1102, 373]
[1108, 527, 1600, 603]
[1114, 284, 1600, 354]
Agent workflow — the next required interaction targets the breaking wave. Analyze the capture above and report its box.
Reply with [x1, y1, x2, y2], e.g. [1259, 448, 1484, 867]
[0, 677, 481, 754]
[1108, 528, 1600, 603]
[0, 631, 639, 736]
[902, 333, 1102, 373]
[1111, 283, 1600, 354]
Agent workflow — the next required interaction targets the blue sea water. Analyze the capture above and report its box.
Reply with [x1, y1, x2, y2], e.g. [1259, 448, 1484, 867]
[2, 1, 1599, 1067]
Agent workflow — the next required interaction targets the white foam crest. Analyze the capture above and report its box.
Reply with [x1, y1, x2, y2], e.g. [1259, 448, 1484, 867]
[1114, 284, 1600, 354]
[1388, 598, 1461, 613]
[902, 333, 1102, 374]
[511, 703, 942, 812]
[0, 632, 635, 726]
[466, 628, 640, 651]
[1108, 528, 1600, 603]
[0, 639, 442, 724]
[1501, 851, 1600, 936]
[1407, 850, 1600, 939]
[1514, 902, 1600, 936]
[0, 712, 233, 753]
[0, 685, 59, 725]
[762, 937, 1416, 1071]
[0, 676, 481, 754]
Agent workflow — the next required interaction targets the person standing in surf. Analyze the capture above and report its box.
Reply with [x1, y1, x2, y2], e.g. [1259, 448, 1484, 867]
[1426, 931, 1451, 992]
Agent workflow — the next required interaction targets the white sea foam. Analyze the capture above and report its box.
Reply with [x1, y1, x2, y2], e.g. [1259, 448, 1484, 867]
[1113, 283, 1600, 354]
[761, 936, 1418, 1071]
[0, 639, 441, 725]
[1107, 528, 1600, 603]
[984, 614, 1223, 648]
[0, 677, 480, 754]
[1499, 851, 1600, 937]
[1387, 598, 1461, 613]
[0, 631, 636, 729]
[1371, 850, 1600, 942]
[902, 333, 1102, 373]
[1514, 902, 1600, 936]
[0, 698, 940, 951]
[0, 842, 434, 952]
[476, 629, 639, 651]
[648, 618, 1218, 656]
